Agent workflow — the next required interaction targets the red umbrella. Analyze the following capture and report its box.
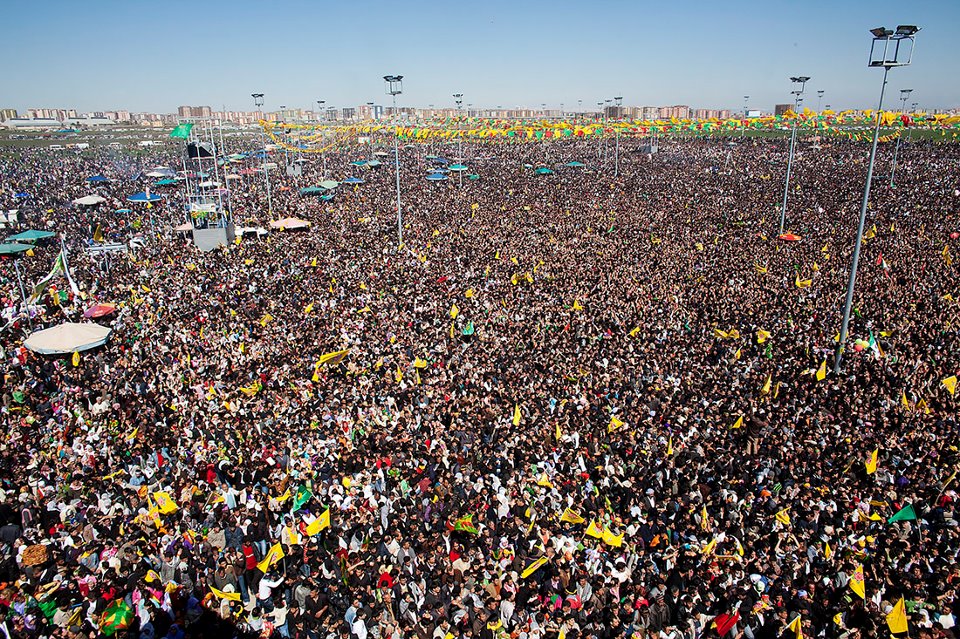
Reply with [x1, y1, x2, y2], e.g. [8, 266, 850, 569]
[778, 233, 802, 242]
[83, 303, 117, 319]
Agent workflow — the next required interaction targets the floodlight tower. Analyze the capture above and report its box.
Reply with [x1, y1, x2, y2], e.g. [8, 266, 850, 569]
[385, 75, 404, 244]
[835, 25, 919, 374]
[889, 88, 913, 186]
[614, 96, 623, 177]
[779, 75, 810, 234]
[251, 93, 272, 219]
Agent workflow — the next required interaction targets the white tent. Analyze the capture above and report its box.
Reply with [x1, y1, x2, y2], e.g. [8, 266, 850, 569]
[24, 322, 111, 355]
[268, 217, 311, 230]
[72, 195, 107, 206]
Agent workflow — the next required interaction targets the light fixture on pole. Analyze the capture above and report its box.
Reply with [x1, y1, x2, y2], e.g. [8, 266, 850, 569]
[817, 90, 825, 112]
[779, 75, 810, 234]
[835, 25, 919, 374]
[453, 93, 464, 160]
[251, 93, 272, 219]
[316, 100, 327, 176]
[384, 75, 404, 245]
[889, 88, 913, 186]
[614, 96, 623, 177]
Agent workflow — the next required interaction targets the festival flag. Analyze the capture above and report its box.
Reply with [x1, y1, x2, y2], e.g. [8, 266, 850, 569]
[169, 122, 194, 139]
[318, 349, 350, 367]
[210, 586, 241, 602]
[454, 514, 479, 535]
[730, 415, 744, 430]
[701, 505, 710, 531]
[943, 375, 958, 395]
[585, 521, 604, 538]
[93, 224, 104, 242]
[256, 543, 285, 573]
[537, 473, 554, 489]
[304, 302, 314, 315]
[152, 491, 178, 514]
[849, 564, 866, 599]
[761, 375, 772, 395]
[916, 398, 930, 414]
[238, 379, 262, 397]
[775, 509, 791, 526]
[608, 416, 624, 432]
[306, 508, 331, 535]
[887, 597, 908, 634]
[145, 569, 161, 583]
[292, 485, 313, 512]
[395, 364, 403, 383]
[560, 508, 585, 524]
[512, 403, 521, 426]
[824, 542, 832, 559]
[629, 326, 641, 337]
[572, 299, 584, 311]
[72, 351, 80, 366]
[786, 615, 803, 639]
[449, 304, 460, 319]
[555, 423, 562, 441]
[754, 262, 768, 275]
[521, 556, 549, 579]
[667, 435, 674, 456]
[901, 390, 910, 410]
[888, 504, 917, 523]
[756, 329, 771, 344]
[100, 600, 134, 636]
[865, 448, 879, 475]
[275, 489, 291, 503]
[601, 527, 624, 547]
[816, 360, 827, 382]
[795, 274, 813, 288]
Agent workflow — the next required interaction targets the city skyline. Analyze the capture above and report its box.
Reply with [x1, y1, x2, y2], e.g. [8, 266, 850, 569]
[0, 0, 957, 115]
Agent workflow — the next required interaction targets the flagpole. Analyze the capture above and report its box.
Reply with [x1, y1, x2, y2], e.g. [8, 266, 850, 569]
[12, 259, 32, 330]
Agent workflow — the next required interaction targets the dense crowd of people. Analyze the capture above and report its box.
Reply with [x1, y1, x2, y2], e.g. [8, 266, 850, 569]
[0, 129, 957, 639]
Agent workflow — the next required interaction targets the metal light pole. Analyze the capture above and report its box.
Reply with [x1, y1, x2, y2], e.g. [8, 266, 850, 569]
[835, 25, 919, 374]
[453, 93, 463, 161]
[817, 90, 825, 113]
[385, 75, 404, 245]
[889, 88, 913, 186]
[779, 75, 810, 233]
[614, 96, 623, 177]
[316, 100, 326, 177]
[596, 101, 604, 161]
[251, 93, 273, 219]
[742, 95, 750, 137]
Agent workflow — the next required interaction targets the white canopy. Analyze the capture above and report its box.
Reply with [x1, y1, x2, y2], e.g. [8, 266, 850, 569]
[173, 222, 193, 232]
[24, 322, 112, 355]
[268, 217, 311, 230]
[72, 195, 106, 206]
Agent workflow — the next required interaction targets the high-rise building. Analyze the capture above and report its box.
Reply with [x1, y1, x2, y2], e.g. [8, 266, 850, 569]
[0, 109, 17, 121]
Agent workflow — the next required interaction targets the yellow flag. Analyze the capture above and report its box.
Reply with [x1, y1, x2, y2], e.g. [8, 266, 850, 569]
[756, 329, 771, 344]
[259, 313, 273, 326]
[667, 436, 674, 456]
[560, 508, 585, 524]
[849, 564, 866, 599]
[608, 416, 624, 432]
[886, 597, 908, 634]
[943, 375, 958, 395]
[537, 473, 554, 489]
[601, 528, 623, 547]
[210, 586, 241, 602]
[465, 288, 475, 299]
[93, 225, 104, 242]
[816, 360, 827, 382]
[145, 570, 161, 583]
[450, 304, 460, 319]
[124, 427, 138, 442]
[152, 491, 178, 514]
[754, 262, 768, 275]
[795, 274, 812, 288]
[701, 538, 718, 555]
[734, 347, 742, 360]
[256, 543, 285, 573]
[512, 404, 521, 426]
[865, 448, 879, 474]
[521, 556, 548, 579]
[701, 505, 710, 531]
[787, 616, 803, 639]
[572, 299, 583, 311]
[555, 423, 562, 441]
[629, 326, 640, 337]
[304, 302, 314, 315]
[761, 375, 771, 395]
[306, 508, 330, 535]
[72, 351, 80, 367]
[916, 398, 930, 415]
[585, 521, 604, 538]
[901, 390, 910, 410]
[395, 364, 403, 383]
[276, 489, 291, 503]
[824, 542, 832, 559]
[731, 415, 743, 430]
[775, 509, 791, 526]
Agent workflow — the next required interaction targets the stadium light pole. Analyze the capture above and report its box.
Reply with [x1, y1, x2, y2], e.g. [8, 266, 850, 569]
[385, 75, 404, 245]
[453, 93, 463, 160]
[817, 90, 825, 112]
[316, 100, 327, 177]
[835, 25, 919, 374]
[779, 75, 810, 234]
[889, 88, 913, 186]
[614, 96, 623, 177]
[251, 93, 272, 219]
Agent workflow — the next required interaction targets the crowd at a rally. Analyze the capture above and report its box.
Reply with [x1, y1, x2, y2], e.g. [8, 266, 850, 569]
[0, 129, 958, 639]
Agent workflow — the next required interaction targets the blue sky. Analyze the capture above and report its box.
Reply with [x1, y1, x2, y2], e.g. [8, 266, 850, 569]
[1, 0, 957, 114]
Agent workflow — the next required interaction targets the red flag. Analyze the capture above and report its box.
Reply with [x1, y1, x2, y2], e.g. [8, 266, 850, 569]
[714, 612, 741, 637]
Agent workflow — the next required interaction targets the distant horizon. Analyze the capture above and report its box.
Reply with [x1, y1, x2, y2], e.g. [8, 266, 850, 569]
[1, 0, 957, 115]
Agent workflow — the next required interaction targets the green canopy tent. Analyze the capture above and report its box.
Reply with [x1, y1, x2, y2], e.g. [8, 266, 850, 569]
[534, 167, 555, 175]
[299, 186, 327, 196]
[564, 161, 586, 168]
[0, 242, 33, 255]
[6, 229, 56, 243]
[319, 180, 339, 189]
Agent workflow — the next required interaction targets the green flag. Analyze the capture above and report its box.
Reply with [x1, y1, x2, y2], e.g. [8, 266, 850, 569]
[169, 122, 194, 139]
[453, 513, 479, 535]
[100, 600, 133, 636]
[888, 504, 917, 523]
[292, 485, 313, 512]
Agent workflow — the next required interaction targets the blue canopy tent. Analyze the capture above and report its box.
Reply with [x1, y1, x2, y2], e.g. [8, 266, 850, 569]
[14, 193, 29, 199]
[153, 179, 177, 186]
[320, 194, 335, 201]
[534, 167, 555, 175]
[0, 242, 35, 255]
[342, 177, 364, 184]
[85, 175, 109, 183]
[426, 173, 448, 181]
[448, 164, 468, 172]
[564, 161, 587, 168]
[467, 174, 480, 181]
[349, 160, 367, 167]
[432, 157, 450, 165]
[127, 192, 162, 203]
[115, 209, 132, 214]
